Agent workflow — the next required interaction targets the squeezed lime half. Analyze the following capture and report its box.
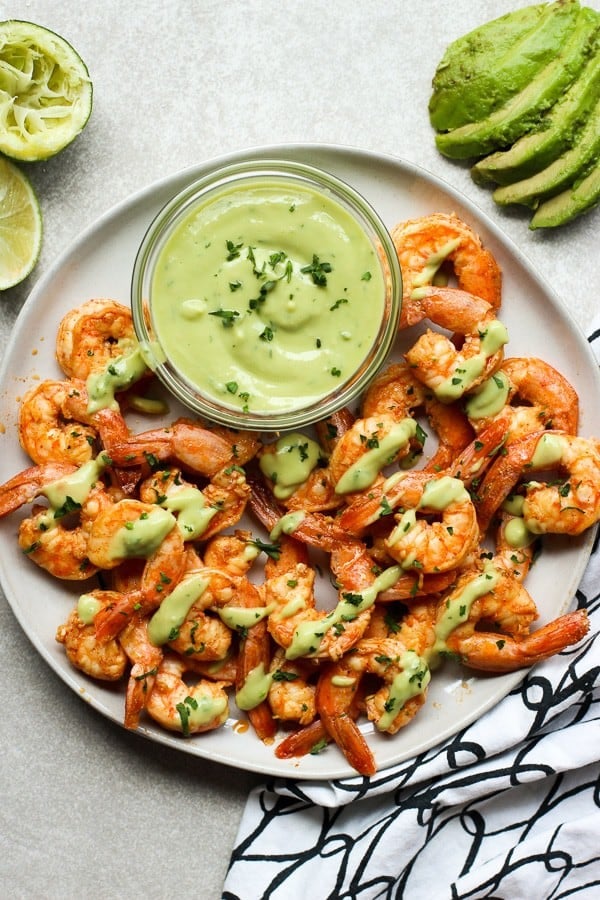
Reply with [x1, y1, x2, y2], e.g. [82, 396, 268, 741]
[0, 156, 42, 289]
[0, 19, 92, 161]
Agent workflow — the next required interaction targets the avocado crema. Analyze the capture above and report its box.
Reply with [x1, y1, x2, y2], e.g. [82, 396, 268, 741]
[429, 0, 600, 229]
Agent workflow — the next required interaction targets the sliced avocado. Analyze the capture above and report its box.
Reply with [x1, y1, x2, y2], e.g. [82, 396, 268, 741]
[429, 0, 581, 132]
[472, 45, 600, 185]
[435, 6, 599, 160]
[529, 160, 600, 227]
[492, 97, 600, 207]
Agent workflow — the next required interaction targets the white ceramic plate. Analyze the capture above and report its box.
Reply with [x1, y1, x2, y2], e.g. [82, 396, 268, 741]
[1, 144, 598, 781]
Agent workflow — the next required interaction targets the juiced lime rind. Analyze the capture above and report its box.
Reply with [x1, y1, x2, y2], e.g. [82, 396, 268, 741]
[492, 96, 600, 207]
[472, 47, 600, 186]
[529, 159, 600, 228]
[0, 19, 92, 162]
[428, 0, 579, 132]
[434, 6, 600, 160]
[0, 156, 43, 290]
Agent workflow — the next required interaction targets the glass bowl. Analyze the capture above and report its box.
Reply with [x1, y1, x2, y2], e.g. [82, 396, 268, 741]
[131, 158, 402, 431]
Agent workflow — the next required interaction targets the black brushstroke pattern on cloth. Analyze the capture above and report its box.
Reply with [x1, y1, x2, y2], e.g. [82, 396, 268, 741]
[223, 327, 600, 900]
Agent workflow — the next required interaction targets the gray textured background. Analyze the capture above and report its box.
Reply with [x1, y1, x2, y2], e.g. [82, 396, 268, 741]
[1, 2, 598, 897]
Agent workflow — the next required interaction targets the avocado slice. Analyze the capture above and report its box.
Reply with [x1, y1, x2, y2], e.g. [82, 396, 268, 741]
[529, 160, 600, 227]
[429, 0, 580, 132]
[472, 45, 600, 185]
[435, 5, 599, 160]
[492, 96, 600, 207]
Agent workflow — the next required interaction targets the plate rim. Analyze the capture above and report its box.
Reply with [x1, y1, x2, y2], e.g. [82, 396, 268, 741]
[0, 141, 597, 781]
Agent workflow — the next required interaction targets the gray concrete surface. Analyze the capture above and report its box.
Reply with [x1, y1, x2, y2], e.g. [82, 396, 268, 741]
[1, 2, 598, 897]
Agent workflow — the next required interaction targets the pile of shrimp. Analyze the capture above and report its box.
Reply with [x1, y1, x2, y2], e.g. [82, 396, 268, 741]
[0, 211, 596, 777]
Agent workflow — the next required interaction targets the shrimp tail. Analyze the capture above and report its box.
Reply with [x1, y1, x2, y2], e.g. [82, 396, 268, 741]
[458, 609, 589, 672]
[275, 720, 330, 760]
[0, 462, 77, 517]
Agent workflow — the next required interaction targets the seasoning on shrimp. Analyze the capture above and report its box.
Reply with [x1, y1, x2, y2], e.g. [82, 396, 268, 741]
[0, 236, 594, 778]
[391, 212, 502, 309]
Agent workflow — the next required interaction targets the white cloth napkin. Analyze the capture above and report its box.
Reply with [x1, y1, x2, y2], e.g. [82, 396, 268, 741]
[223, 321, 600, 900]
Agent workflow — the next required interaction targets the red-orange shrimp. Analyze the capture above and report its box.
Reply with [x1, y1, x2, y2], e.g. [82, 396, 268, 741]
[392, 212, 502, 309]
[108, 417, 261, 478]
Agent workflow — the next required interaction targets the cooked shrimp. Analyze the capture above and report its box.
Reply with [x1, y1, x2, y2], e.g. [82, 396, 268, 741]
[391, 212, 502, 309]
[15, 477, 116, 580]
[466, 357, 579, 440]
[383, 474, 479, 573]
[108, 417, 261, 478]
[264, 535, 374, 661]
[56, 592, 128, 681]
[0, 461, 76, 517]
[55, 298, 140, 381]
[202, 529, 260, 577]
[447, 610, 589, 672]
[18, 504, 99, 580]
[267, 648, 317, 726]
[316, 598, 436, 775]
[247, 469, 349, 551]
[165, 548, 245, 663]
[18, 380, 99, 466]
[314, 407, 356, 455]
[477, 431, 600, 536]
[430, 556, 588, 672]
[328, 414, 418, 496]
[87, 499, 187, 638]
[145, 653, 229, 735]
[435, 562, 589, 671]
[404, 288, 508, 402]
[337, 421, 505, 539]
[139, 465, 251, 542]
[119, 614, 163, 729]
[234, 587, 278, 742]
[362, 360, 475, 472]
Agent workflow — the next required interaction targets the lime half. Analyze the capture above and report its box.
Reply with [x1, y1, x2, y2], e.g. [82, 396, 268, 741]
[0, 156, 42, 290]
[0, 20, 92, 161]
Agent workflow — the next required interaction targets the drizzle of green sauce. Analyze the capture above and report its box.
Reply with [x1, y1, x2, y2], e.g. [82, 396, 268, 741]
[109, 507, 176, 560]
[161, 486, 218, 540]
[147, 573, 209, 645]
[531, 432, 566, 468]
[335, 418, 418, 494]
[260, 433, 321, 499]
[86, 346, 147, 413]
[269, 510, 306, 541]
[77, 592, 103, 625]
[285, 565, 402, 660]
[330, 674, 357, 687]
[503, 515, 536, 549]
[235, 663, 273, 710]
[42, 454, 110, 510]
[465, 370, 510, 419]
[430, 562, 501, 661]
[270, 594, 308, 623]
[217, 605, 274, 630]
[434, 319, 508, 401]
[376, 651, 431, 731]
[410, 237, 462, 294]
[184, 692, 228, 729]
[502, 494, 525, 516]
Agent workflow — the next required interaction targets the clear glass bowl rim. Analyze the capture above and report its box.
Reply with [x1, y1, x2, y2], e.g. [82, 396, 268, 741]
[131, 157, 402, 430]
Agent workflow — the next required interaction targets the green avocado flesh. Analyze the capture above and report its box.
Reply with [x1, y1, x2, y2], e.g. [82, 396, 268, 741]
[493, 96, 600, 207]
[429, 0, 580, 132]
[429, 0, 600, 228]
[530, 159, 600, 227]
[435, 6, 599, 160]
[472, 48, 600, 185]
